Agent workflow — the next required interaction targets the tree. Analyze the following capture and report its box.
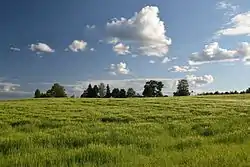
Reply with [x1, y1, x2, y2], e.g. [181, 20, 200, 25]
[173, 79, 190, 96]
[93, 85, 99, 97]
[127, 88, 136, 98]
[214, 91, 220, 95]
[86, 84, 94, 98]
[105, 84, 111, 98]
[34, 89, 41, 98]
[119, 89, 126, 98]
[98, 83, 106, 98]
[112, 88, 120, 98]
[246, 88, 250, 94]
[45, 83, 67, 98]
[142, 80, 164, 97]
[80, 90, 88, 98]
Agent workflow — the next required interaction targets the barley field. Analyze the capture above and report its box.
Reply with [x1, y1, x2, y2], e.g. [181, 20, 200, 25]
[0, 95, 250, 167]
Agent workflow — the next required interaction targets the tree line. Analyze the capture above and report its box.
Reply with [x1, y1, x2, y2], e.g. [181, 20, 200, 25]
[34, 79, 250, 98]
[34, 79, 191, 98]
[198, 88, 250, 96]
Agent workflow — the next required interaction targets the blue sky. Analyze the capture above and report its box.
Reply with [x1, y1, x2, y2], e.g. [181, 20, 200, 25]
[0, 0, 250, 98]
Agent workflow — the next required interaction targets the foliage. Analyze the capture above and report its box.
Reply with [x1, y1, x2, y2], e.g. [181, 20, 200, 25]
[111, 88, 120, 98]
[174, 79, 190, 96]
[119, 89, 126, 98]
[127, 88, 136, 97]
[35, 83, 67, 98]
[98, 83, 106, 98]
[34, 89, 41, 98]
[142, 80, 164, 97]
[105, 84, 112, 98]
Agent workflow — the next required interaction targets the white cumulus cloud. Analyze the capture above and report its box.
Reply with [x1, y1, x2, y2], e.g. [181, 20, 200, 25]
[86, 25, 96, 29]
[113, 43, 130, 55]
[168, 66, 198, 73]
[107, 62, 130, 75]
[216, 1, 239, 16]
[68, 40, 87, 52]
[216, 11, 250, 36]
[10, 47, 21, 52]
[186, 75, 214, 87]
[90, 48, 95, 52]
[149, 60, 155, 64]
[189, 42, 238, 65]
[162, 57, 171, 64]
[30, 43, 55, 53]
[106, 6, 171, 57]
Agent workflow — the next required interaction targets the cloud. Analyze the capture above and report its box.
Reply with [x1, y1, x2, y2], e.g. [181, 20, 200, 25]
[168, 66, 198, 73]
[106, 6, 171, 57]
[216, 1, 239, 16]
[86, 25, 96, 29]
[10, 47, 21, 52]
[186, 75, 214, 87]
[0, 80, 31, 99]
[107, 62, 130, 75]
[68, 40, 87, 52]
[189, 42, 250, 65]
[108, 37, 120, 44]
[189, 42, 239, 65]
[90, 48, 95, 52]
[113, 43, 130, 55]
[30, 43, 55, 53]
[216, 11, 250, 36]
[162, 57, 171, 63]
[149, 60, 155, 64]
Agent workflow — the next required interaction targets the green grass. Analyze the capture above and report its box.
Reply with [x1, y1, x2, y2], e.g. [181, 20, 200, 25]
[0, 95, 250, 167]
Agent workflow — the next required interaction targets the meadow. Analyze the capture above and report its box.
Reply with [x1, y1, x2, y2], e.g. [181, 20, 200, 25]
[0, 95, 250, 167]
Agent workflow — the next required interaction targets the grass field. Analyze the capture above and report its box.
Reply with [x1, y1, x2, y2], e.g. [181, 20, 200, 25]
[0, 95, 250, 167]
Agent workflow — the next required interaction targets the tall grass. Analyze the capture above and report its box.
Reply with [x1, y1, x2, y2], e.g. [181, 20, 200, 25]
[0, 95, 250, 166]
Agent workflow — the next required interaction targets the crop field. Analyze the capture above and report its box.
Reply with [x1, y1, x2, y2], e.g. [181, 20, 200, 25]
[0, 95, 250, 167]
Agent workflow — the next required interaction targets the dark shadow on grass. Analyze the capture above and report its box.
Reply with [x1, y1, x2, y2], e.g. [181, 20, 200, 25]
[100, 116, 135, 123]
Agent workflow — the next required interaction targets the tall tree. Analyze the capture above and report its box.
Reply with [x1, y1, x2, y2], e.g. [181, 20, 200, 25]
[119, 89, 126, 98]
[34, 89, 41, 98]
[98, 83, 106, 98]
[86, 84, 94, 98]
[112, 88, 120, 98]
[127, 88, 136, 97]
[173, 79, 190, 96]
[105, 84, 111, 98]
[246, 88, 250, 94]
[93, 85, 99, 97]
[142, 80, 164, 97]
[49, 83, 67, 97]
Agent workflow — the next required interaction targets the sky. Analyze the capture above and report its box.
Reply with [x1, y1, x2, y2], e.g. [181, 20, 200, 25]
[0, 0, 250, 98]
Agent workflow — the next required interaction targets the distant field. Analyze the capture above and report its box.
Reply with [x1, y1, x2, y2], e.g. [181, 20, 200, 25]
[0, 95, 250, 167]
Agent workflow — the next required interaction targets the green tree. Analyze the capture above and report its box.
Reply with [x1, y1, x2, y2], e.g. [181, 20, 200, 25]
[34, 89, 41, 98]
[127, 88, 136, 97]
[86, 84, 94, 98]
[119, 89, 126, 98]
[173, 79, 190, 96]
[105, 84, 111, 98]
[49, 83, 67, 97]
[112, 88, 120, 98]
[80, 90, 88, 98]
[98, 83, 106, 98]
[93, 85, 99, 97]
[142, 80, 164, 97]
[246, 88, 250, 94]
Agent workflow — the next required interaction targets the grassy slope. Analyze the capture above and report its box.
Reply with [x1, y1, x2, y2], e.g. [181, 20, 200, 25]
[0, 95, 250, 167]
